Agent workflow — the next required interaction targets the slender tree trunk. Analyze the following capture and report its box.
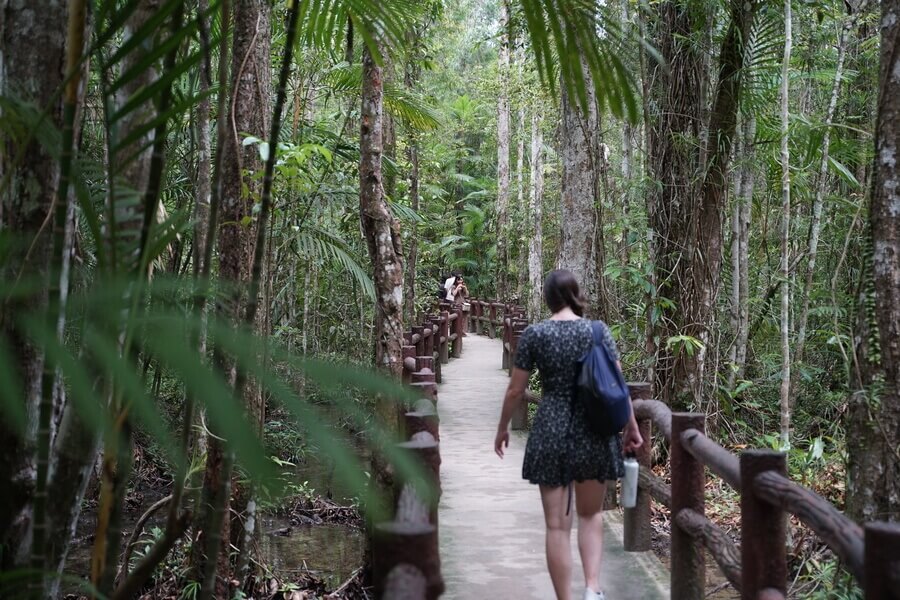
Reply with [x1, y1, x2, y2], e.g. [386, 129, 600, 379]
[405, 138, 420, 323]
[728, 117, 744, 387]
[404, 46, 421, 324]
[44, 14, 93, 585]
[731, 116, 755, 386]
[847, 0, 900, 522]
[620, 49, 635, 266]
[496, 0, 511, 298]
[620, 0, 635, 193]
[795, 16, 852, 366]
[527, 110, 544, 321]
[196, 1, 270, 594]
[516, 105, 527, 298]
[778, 0, 793, 448]
[193, 0, 212, 278]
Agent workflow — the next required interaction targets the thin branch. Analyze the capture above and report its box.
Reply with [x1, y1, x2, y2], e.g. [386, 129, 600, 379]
[115, 494, 172, 587]
[111, 510, 191, 600]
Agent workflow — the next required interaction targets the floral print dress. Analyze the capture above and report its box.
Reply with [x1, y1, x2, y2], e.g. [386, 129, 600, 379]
[514, 319, 625, 487]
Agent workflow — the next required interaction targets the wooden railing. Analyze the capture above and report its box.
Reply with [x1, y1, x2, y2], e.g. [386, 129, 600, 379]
[625, 398, 900, 600]
[373, 302, 468, 599]
[482, 311, 900, 599]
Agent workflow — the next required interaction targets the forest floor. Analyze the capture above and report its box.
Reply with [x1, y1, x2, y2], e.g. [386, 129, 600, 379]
[63, 448, 369, 599]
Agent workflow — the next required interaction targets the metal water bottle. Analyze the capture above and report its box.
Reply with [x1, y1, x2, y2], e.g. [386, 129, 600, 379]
[622, 453, 638, 508]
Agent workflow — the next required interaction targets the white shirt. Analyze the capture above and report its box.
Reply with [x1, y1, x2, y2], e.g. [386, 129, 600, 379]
[444, 276, 456, 301]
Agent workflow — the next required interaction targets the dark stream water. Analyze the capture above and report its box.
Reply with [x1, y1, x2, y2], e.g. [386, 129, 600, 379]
[63, 450, 367, 594]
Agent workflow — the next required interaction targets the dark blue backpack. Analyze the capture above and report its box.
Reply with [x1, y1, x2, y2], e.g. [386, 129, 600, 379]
[576, 321, 631, 435]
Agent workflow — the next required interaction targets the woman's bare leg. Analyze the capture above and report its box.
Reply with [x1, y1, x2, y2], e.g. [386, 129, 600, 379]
[574, 479, 607, 592]
[540, 485, 574, 600]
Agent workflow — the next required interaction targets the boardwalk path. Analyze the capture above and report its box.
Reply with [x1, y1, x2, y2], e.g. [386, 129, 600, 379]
[437, 334, 669, 599]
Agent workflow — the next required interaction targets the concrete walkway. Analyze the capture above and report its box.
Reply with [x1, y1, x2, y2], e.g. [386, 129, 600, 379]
[437, 334, 669, 599]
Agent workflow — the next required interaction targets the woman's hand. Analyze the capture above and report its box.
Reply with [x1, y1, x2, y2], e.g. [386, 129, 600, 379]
[623, 421, 644, 454]
[494, 428, 510, 458]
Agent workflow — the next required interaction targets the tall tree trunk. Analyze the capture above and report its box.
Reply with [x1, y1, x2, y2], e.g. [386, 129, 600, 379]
[360, 44, 405, 488]
[196, 1, 271, 594]
[646, 0, 704, 405]
[794, 15, 852, 366]
[847, 0, 900, 522]
[360, 44, 404, 377]
[0, 0, 69, 563]
[778, 0, 793, 448]
[496, 0, 511, 298]
[527, 110, 544, 321]
[558, 62, 600, 312]
[648, 0, 756, 407]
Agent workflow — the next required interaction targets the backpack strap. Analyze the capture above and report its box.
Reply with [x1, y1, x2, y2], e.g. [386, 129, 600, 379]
[591, 320, 604, 346]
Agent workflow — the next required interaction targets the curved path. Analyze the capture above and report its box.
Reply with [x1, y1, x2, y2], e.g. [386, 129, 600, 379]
[437, 334, 669, 599]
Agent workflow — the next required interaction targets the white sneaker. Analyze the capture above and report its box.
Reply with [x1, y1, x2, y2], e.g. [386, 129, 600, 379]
[583, 589, 606, 600]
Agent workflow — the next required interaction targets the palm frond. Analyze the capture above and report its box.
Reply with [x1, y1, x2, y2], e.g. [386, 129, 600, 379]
[294, 225, 376, 299]
[297, 0, 424, 64]
[323, 64, 442, 129]
[519, 0, 641, 121]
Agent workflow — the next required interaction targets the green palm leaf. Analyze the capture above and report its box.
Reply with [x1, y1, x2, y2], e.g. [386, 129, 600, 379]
[294, 225, 376, 299]
[324, 64, 442, 129]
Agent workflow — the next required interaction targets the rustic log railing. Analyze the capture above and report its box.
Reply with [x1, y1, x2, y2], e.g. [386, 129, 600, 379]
[625, 397, 900, 600]
[375, 302, 471, 599]
[479, 309, 899, 599]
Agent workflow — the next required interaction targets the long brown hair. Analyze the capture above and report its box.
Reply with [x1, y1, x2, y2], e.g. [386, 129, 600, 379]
[543, 269, 586, 316]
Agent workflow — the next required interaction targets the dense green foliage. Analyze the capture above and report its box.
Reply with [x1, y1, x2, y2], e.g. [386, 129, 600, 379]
[0, 0, 894, 597]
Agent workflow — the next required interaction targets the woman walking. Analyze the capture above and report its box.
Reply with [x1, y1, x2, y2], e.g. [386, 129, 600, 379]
[494, 269, 643, 600]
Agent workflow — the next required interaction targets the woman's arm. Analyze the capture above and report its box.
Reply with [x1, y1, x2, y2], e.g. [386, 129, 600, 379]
[494, 367, 529, 457]
[618, 360, 644, 453]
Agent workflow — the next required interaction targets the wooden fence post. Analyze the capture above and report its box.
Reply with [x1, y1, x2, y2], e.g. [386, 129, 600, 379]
[411, 368, 435, 385]
[425, 317, 441, 384]
[740, 450, 788, 600]
[475, 302, 484, 335]
[410, 381, 437, 404]
[423, 320, 434, 359]
[416, 356, 434, 372]
[439, 310, 450, 365]
[501, 316, 510, 370]
[671, 413, 706, 600]
[624, 382, 653, 552]
[864, 522, 900, 599]
[402, 345, 417, 386]
[374, 432, 443, 599]
[488, 303, 498, 338]
[412, 326, 425, 357]
[404, 398, 439, 442]
[451, 308, 463, 358]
